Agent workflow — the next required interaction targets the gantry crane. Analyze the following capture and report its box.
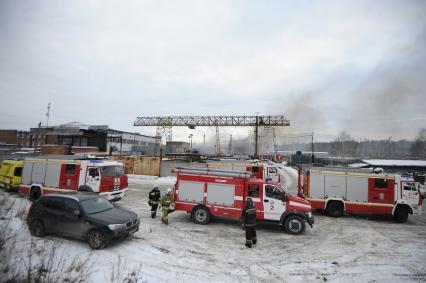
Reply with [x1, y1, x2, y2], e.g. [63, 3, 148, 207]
[134, 115, 290, 158]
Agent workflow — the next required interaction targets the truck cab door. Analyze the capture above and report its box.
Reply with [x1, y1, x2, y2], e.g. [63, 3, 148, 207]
[85, 167, 101, 191]
[401, 182, 420, 207]
[263, 184, 286, 221]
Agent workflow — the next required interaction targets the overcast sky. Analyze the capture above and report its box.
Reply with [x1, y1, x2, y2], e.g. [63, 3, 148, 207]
[0, 0, 425, 143]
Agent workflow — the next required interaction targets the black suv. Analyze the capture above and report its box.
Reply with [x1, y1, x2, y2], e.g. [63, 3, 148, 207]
[27, 193, 140, 249]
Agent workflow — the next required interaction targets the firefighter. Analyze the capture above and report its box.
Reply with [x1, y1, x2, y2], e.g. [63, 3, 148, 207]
[160, 188, 173, 225]
[242, 198, 257, 248]
[148, 185, 161, 218]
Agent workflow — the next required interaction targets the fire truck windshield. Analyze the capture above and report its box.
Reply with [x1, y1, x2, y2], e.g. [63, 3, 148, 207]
[101, 166, 125, 177]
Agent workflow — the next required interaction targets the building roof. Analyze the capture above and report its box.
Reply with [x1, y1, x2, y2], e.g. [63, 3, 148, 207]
[362, 159, 426, 167]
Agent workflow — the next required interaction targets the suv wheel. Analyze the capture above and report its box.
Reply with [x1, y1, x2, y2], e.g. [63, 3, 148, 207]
[30, 220, 46, 237]
[87, 230, 107, 249]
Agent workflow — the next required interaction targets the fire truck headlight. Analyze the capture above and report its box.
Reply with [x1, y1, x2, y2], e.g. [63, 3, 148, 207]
[108, 223, 126, 230]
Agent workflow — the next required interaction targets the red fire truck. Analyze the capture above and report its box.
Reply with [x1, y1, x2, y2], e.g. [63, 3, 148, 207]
[172, 167, 314, 234]
[19, 157, 128, 201]
[298, 167, 423, 223]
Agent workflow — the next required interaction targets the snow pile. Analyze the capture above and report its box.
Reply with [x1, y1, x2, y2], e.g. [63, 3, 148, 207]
[127, 174, 176, 188]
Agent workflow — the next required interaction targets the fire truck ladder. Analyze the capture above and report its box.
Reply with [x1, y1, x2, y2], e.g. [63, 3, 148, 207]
[172, 167, 253, 179]
[134, 115, 290, 158]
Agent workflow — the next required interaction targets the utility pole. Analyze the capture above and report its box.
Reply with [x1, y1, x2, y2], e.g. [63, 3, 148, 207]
[311, 132, 315, 164]
[228, 134, 232, 155]
[215, 125, 221, 156]
[272, 127, 277, 154]
[45, 103, 51, 144]
[254, 116, 259, 158]
[203, 134, 206, 145]
[46, 103, 51, 128]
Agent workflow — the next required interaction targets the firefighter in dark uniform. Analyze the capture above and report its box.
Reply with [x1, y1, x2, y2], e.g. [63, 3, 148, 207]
[160, 188, 173, 225]
[242, 198, 257, 248]
[148, 185, 161, 218]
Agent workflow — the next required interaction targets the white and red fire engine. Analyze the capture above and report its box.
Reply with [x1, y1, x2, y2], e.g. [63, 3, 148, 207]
[19, 157, 128, 201]
[298, 167, 423, 223]
[172, 167, 314, 235]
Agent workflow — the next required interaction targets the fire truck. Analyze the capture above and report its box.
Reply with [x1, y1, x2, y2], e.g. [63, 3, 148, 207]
[19, 157, 128, 201]
[297, 167, 423, 223]
[172, 167, 314, 235]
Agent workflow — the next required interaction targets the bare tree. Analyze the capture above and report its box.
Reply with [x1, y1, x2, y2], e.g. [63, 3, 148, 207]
[410, 128, 426, 158]
[331, 131, 359, 158]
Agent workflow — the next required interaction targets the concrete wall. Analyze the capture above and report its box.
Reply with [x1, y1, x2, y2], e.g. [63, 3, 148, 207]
[111, 156, 161, 176]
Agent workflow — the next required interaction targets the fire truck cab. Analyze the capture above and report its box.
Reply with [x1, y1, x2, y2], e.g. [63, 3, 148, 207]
[172, 167, 314, 235]
[19, 157, 128, 202]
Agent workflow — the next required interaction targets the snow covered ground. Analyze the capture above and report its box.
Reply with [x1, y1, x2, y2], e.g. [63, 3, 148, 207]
[1, 175, 426, 282]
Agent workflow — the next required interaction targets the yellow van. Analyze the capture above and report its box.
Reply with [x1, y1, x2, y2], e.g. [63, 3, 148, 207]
[0, 160, 23, 191]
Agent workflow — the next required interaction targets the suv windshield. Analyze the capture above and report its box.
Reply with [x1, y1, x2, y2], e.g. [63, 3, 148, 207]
[101, 166, 125, 177]
[80, 197, 114, 214]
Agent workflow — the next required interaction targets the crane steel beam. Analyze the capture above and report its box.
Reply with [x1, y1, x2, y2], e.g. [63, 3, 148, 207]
[134, 115, 290, 158]
[134, 115, 290, 127]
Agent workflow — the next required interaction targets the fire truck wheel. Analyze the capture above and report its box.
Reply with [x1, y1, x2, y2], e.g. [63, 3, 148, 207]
[393, 206, 409, 223]
[191, 206, 211, 225]
[326, 201, 344, 218]
[30, 187, 42, 202]
[30, 220, 46, 237]
[87, 230, 107, 250]
[284, 215, 305, 235]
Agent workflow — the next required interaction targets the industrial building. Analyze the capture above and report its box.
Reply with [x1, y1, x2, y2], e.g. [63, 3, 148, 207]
[48, 122, 159, 156]
[1, 122, 159, 156]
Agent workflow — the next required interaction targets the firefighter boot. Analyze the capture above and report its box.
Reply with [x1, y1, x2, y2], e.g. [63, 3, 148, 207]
[245, 240, 252, 248]
[252, 238, 257, 245]
[151, 211, 156, 218]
